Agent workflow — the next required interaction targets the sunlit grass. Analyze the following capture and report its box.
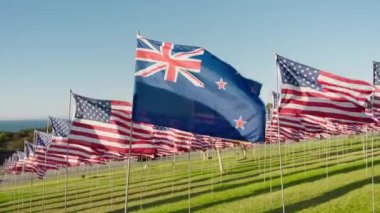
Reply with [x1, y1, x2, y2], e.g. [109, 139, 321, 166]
[0, 134, 379, 212]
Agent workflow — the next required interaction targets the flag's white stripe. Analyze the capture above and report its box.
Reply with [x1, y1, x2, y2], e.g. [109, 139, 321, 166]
[319, 74, 373, 92]
[282, 84, 362, 105]
[69, 134, 154, 149]
[72, 119, 152, 137]
[71, 125, 151, 141]
[282, 103, 370, 118]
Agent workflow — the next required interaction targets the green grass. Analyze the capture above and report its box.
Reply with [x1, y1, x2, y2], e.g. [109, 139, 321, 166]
[1, 134, 380, 212]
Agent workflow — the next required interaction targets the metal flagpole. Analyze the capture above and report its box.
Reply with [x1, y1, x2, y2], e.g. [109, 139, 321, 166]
[29, 173, 33, 213]
[22, 162, 24, 212]
[30, 132, 37, 213]
[42, 119, 49, 212]
[109, 156, 114, 209]
[171, 154, 176, 197]
[370, 62, 376, 213]
[16, 174, 20, 212]
[268, 102, 273, 209]
[269, 142, 273, 209]
[65, 89, 72, 212]
[292, 142, 295, 169]
[124, 121, 134, 213]
[366, 130, 369, 174]
[139, 156, 144, 211]
[371, 131, 375, 213]
[56, 169, 60, 193]
[303, 140, 307, 174]
[15, 174, 19, 212]
[275, 54, 286, 213]
[216, 148, 225, 174]
[263, 143, 267, 184]
[325, 138, 329, 190]
[125, 30, 141, 213]
[211, 147, 214, 199]
[258, 144, 262, 176]
[187, 150, 191, 213]
[90, 164, 94, 206]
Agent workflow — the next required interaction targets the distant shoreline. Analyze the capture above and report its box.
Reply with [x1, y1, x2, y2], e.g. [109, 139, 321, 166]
[0, 119, 47, 132]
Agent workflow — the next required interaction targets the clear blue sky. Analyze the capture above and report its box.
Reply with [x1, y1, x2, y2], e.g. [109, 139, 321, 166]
[1, 0, 379, 119]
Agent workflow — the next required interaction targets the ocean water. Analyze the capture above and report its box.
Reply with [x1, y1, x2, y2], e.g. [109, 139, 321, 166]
[0, 120, 47, 132]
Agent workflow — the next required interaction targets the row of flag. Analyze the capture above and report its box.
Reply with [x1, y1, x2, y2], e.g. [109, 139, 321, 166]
[266, 56, 380, 142]
[3, 34, 380, 179]
[3, 94, 244, 179]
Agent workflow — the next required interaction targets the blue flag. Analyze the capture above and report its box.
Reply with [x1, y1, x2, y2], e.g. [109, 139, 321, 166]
[132, 35, 265, 142]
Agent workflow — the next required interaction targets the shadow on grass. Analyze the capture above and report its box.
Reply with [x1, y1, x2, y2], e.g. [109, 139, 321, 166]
[87, 157, 380, 213]
[265, 176, 380, 213]
[2, 148, 376, 212]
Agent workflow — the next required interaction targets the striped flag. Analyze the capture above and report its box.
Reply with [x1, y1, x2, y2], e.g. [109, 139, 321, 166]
[153, 126, 178, 157]
[68, 93, 156, 156]
[49, 116, 101, 165]
[23, 142, 47, 178]
[9, 152, 24, 174]
[152, 126, 193, 154]
[33, 131, 59, 171]
[277, 55, 375, 123]
[267, 111, 303, 142]
[272, 91, 280, 109]
[373, 61, 380, 119]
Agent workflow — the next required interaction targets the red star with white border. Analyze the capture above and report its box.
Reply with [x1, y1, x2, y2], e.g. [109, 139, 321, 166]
[234, 116, 247, 130]
[216, 78, 227, 90]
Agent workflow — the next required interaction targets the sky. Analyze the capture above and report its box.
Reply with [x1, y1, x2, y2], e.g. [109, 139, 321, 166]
[1, 0, 379, 120]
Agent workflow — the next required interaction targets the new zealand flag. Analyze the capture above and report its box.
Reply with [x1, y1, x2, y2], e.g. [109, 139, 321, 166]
[132, 35, 265, 142]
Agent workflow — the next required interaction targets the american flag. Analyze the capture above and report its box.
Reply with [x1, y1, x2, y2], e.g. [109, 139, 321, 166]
[211, 137, 236, 149]
[373, 61, 380, 119]
[152, 125, 194, 154]
[23, 141, 36, 172]
[8, 152, 23, 174]
[153, 126, 178, 157]
[33, 131, 59, 172]
[266, 112, 302, 142]
[194, 134, 213, 151]
[68, 93, 156, 156]
[49, 116, 102, 165]
[277, 55, 375, 123]
[23, 142, 47, 178]
[272, 91, 280, 109]
[266, 109, 333, 142]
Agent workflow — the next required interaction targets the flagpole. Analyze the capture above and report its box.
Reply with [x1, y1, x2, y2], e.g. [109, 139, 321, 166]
[365, 130, 369, 174]
[42, 119, 49, 212]
[275, 54, 286, 213]
[21, 161, 24, 212]
[109, 155, 114, 209]
[65, 89, 72, 212]
[216, 148, 225, 174]
[269, 141, 273, 209]
[325, 137, 329, 190]
[187, 150, 191, 213]
[263, 143, 267, 184]
[171, 154, 176, 197]
[370, 130, 375, 213]
[370, 62, 376, 213]
[124, 30, 142, 213]
[124, 121, 134, 213]
[30, 132, 37, 213]
[211, 147, 215, 199]
[268, 105, 273, 209]
[139, 156, 144, 211]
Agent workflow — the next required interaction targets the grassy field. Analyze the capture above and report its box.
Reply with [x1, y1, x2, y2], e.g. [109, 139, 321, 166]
[1, 134, 380, 212]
